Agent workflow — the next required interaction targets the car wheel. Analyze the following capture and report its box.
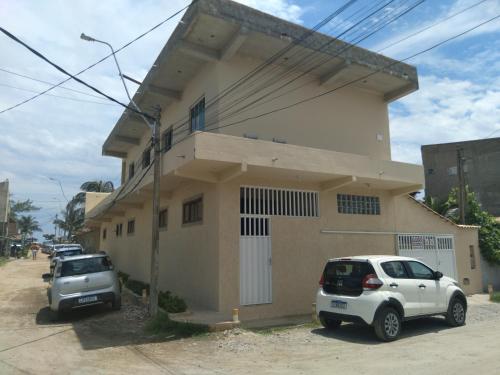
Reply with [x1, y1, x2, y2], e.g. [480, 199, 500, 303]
[49, 309, 60, 322]
[446, 297, 466, 327]
[374, 307, 401, 342]
[112, 296, 122, 311]
[319, 316, 342, 330]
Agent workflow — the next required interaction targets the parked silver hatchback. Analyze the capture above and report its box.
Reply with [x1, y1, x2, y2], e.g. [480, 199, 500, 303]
[43, 254, 121, 320]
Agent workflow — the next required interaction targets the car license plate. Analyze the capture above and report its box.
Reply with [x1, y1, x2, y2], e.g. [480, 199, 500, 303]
[78, 295, 98, 304]
[330, 300, 347, 309]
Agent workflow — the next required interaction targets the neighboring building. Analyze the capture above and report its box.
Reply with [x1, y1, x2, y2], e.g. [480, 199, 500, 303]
[0, 179, 10, 255]
[86, 0, 482, 321]
[421, 137, 500, 216]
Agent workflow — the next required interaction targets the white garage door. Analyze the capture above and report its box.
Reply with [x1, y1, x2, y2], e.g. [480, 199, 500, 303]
[397, 234, 458, 280]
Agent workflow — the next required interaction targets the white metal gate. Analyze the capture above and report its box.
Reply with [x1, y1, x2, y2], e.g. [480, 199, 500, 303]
[240, 215, 272, 305]
[397, 234, 458, 280]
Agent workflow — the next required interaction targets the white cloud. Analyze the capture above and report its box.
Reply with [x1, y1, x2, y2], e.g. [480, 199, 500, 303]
[236, 0, 304, 23]
[390, 74, 500, 164]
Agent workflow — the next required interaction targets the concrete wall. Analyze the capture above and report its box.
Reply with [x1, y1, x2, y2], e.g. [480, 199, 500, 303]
[217, 177, 481, 321]
[422, 137, 500, 216]
[100, 180, 220, 310]
[481, 257, 500, 291]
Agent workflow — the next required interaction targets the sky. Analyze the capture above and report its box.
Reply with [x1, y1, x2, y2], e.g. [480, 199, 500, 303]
[0, 0, 499, 237]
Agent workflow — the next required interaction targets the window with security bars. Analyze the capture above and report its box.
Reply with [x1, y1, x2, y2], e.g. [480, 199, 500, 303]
[240, 186, 319, 217]
[337, 194, 380, 215]
[240, 217, 270, 236]
[190, 97, 205, 132]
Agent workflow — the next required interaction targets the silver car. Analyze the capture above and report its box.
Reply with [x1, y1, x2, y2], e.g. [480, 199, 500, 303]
[49, 247, 84, 274]
[43, 254, 121, 320]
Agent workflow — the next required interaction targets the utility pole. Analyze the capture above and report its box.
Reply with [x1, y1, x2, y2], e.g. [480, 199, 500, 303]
[457, 148, 466, 224]
[80, 33, 162, 316]
[149, 106, 162, 316]
[54, 214, 58, 242]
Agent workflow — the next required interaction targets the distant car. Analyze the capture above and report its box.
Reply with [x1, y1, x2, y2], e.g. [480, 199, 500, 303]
[49, 247, 85, 274]
[316, 255, 467, 341]
[41, 241, 54, 254]
[49, 244, 83, 256]
[43, 253, 121, 320]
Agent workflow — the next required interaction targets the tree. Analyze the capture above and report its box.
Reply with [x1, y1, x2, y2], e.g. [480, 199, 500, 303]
[9, 199, 40, 221]
[54, 201, 85, 241]
[43, 234, 55, 242]
[18, 215, 42, 244]
[72, 180, 114, 206]
[424, 187, 500, 265]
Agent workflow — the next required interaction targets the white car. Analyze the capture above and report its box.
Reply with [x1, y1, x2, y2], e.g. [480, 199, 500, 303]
[316, 255, 467, 341]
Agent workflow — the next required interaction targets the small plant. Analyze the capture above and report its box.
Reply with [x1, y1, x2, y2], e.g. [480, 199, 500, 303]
[125, 279, 150, 296]
[144, 311, 208, 338]
[158, 291, 187, 313]
[491, 292, 500, 303]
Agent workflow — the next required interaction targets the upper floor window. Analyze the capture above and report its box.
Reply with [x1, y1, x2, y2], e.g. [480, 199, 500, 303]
[183, 196, 203, 224]
[190, 97, 205, 132]
[128, 162, 135, 180]
[142, 147, 151, 168]
[337, 194, 380, 215]
[115, 223, 123, 237]
[102, 228, 107, 240]
[163, 127, 173, 153]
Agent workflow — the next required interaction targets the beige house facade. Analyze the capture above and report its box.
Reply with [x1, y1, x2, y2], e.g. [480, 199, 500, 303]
[86, 0, 482, 321]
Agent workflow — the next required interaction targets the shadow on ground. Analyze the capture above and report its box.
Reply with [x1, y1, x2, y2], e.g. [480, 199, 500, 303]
[311, 317, 453, 344]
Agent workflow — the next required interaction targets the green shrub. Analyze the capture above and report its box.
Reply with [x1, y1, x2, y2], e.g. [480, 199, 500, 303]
[144, 311, 208, 338]
[491, 292, 500, 303]
[158, 291, 187, 313]
[117, 271, 130, 284]
[0, 257, 8, 267]
[125, 279, 150, 296]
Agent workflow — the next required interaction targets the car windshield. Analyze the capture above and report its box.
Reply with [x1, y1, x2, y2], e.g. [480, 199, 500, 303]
[60, 257, 111, 277]
[57, 249, 83, 257]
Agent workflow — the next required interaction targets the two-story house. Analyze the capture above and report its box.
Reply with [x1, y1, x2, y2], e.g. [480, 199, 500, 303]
[85, 0, 482, 321]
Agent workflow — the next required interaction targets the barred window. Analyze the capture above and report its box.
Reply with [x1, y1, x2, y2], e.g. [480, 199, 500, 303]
[159, 208, 168, 229]
[115, 223, 123, 237]
[163, 127, 173, 153]
[239, 186, 319, 217]
[190, 97, 205, 132]
[142, 147, 151, 168]
[183, 197, 203, 224]
[337, 194, 380, 215]
[127, 219, 135, 235]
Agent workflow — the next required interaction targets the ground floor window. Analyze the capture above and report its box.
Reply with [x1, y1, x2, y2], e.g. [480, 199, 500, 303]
[127, 219, 135, 235]
[183, 196, 203, 224]
[337, 194, 380, 215]
[159, 208, 168, 229]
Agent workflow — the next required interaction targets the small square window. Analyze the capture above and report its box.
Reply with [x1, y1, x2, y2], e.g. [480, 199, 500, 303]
[159, 208, 168, 229]
[127, 219, 135, 235]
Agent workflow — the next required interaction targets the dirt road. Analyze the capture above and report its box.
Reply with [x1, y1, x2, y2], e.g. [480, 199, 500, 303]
[1, 255, 499, 374]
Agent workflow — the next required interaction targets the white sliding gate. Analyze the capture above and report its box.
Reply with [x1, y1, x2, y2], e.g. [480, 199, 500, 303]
[397, 234, 458, 280]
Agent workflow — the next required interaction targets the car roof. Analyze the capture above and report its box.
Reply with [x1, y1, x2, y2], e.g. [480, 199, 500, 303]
[328, 255, 417, 262]
[58, 254, 106, 262]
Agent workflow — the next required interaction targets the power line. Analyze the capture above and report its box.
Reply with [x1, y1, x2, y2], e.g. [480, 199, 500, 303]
[168, 13, 500, 148]
[0, 26, 154, 120]
[0, 82, 116, 106]
[377, 0, 491, 53]
[0, 67, 109, 100]
[0, 1, 193, 115]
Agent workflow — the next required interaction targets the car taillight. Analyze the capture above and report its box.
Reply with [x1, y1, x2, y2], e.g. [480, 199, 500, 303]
[362, 274, 383, 290]
[319, 274, 325, 286]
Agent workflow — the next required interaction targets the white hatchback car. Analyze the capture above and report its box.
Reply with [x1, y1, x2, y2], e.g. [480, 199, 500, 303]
[316, 255, 467, 341]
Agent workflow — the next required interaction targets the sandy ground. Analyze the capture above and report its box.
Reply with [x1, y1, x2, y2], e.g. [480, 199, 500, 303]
[0, 254, 500, 375]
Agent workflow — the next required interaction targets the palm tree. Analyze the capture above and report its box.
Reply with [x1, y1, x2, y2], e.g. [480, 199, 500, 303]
[72, 180, 115, 206]
[54, 202, 85, 240]
[18, 215, 42, 245]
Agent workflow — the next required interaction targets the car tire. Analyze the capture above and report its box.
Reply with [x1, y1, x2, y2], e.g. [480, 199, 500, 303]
[446, 297, 466, 327]
[112, 296, 122, 311]
[319, 316, 342, 330]
[49, 309, 60, 322]
[374, 307, 401, 342]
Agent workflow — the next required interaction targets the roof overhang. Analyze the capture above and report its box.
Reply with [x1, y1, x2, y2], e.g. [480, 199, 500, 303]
[102, 0, 418, 158]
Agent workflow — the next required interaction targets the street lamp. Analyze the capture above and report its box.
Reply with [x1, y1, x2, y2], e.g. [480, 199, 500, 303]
[80, 32, 162, 316]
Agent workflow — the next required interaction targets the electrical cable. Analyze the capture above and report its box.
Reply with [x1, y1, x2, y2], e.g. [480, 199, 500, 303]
[0, 1, 193, 115]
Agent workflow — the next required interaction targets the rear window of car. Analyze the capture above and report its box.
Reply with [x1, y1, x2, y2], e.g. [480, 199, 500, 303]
[58, 249, 83, 257]
[322, 261, 376, 296]
[60, 257, 111, 277]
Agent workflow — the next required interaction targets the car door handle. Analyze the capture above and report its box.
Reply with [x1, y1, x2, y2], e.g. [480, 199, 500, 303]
[419, 284, 426, 288]
[390, 283, 399, 288]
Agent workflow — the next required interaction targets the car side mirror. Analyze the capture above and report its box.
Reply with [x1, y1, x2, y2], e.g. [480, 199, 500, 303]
[434, 271, 443, 280]
[42, 273, 51, 282]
